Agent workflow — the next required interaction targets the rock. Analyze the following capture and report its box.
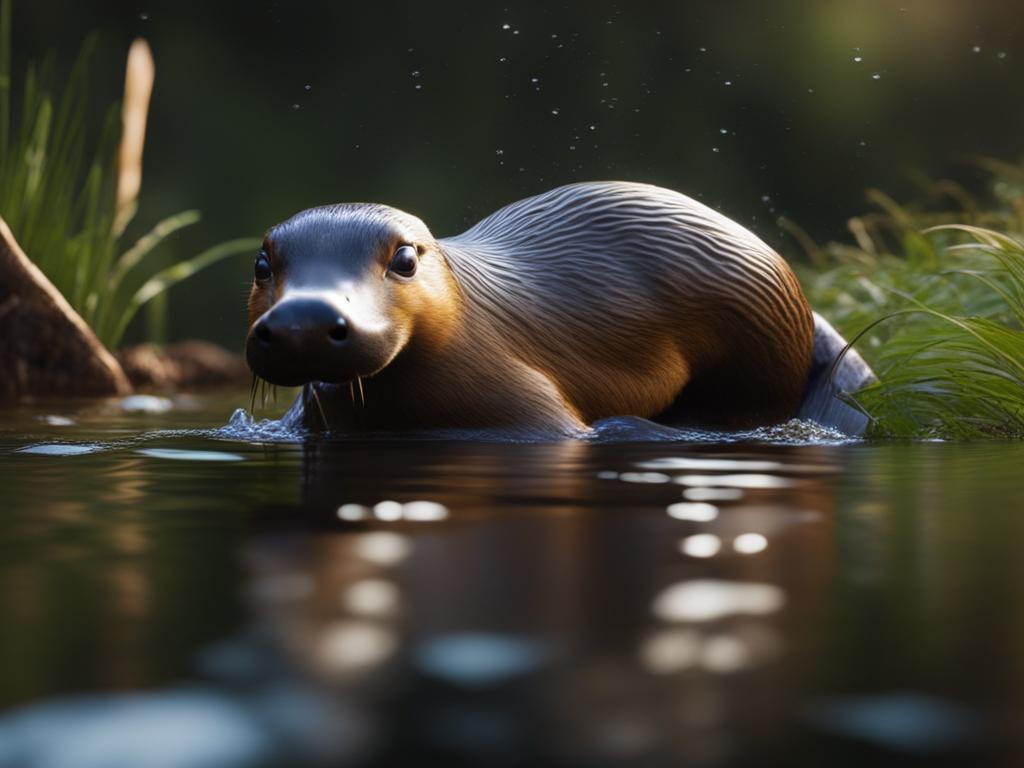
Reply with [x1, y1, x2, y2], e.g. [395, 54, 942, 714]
[0, 217, 132, 399]
[117, 340, 250, 391]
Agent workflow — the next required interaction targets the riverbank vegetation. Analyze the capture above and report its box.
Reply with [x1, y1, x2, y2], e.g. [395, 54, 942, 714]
[796, 160, 1024, 438]
[0, 0, 257, 350]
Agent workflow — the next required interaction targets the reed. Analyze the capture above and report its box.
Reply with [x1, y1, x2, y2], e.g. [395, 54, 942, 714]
[0, 0, 258, 349]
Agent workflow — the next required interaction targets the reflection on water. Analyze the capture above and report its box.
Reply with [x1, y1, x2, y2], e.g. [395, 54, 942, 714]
[0, 396, 1021, 765]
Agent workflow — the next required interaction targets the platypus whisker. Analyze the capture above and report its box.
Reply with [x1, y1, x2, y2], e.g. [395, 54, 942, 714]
[308, 383, 329, 430]
[249, 373, 258, 415]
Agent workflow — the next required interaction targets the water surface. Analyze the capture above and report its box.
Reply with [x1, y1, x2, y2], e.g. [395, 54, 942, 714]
[1, 394, 1021, 767]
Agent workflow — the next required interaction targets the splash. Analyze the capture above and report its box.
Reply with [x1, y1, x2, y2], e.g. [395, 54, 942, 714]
[210, 407, 309, 443]
[586, 416, 856, 446]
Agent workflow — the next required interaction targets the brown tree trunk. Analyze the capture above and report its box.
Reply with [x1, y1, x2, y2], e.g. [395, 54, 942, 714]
[0, 217, 132, 399]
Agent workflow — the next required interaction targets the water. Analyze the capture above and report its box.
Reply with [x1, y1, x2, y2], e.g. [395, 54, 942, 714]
[1, 394, 1022, 767]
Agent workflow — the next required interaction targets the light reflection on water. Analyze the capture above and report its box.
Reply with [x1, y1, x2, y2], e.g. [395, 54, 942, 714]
[0, 395, 1020, 766]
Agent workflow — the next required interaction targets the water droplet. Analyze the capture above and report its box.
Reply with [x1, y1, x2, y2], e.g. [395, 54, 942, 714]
[871, 73, 881, 80]
[501, 23, 511, 30]
[550, 107, 560, 116]
[530, 76, 539, 83]
[853, 56, 863, 62]
[588, 124, 596, 131]
[724, 80, 733, 86]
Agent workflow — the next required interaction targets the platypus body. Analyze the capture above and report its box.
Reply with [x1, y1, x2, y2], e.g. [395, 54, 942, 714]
[245, 182, 874, 435]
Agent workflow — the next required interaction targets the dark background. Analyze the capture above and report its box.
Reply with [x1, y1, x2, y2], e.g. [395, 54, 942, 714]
[9, 0, 1023, 348]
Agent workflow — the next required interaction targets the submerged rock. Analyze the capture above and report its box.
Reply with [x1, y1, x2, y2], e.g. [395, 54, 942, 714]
[0, 218, 131, 399]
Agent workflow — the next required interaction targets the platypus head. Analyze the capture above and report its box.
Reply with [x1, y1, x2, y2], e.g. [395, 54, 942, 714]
[246, 203, 457, 387]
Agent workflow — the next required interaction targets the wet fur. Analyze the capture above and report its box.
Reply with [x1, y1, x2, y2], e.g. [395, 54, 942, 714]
[249, 182, 862, 433]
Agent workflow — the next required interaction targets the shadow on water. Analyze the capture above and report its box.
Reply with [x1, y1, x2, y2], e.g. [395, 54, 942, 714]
[0, 395, 1021, 766]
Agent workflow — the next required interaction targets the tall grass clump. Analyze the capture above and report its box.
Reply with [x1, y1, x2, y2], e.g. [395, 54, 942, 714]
[0, 0, 258, 349]
[797, 164, 1024, 438]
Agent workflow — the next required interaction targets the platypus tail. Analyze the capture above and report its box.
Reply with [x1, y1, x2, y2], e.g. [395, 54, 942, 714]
[797, 312, 877, 436]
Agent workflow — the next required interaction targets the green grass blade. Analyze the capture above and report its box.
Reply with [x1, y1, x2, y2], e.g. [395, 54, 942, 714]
[104, 237, 260, 349]
[0, 0, 10, 165]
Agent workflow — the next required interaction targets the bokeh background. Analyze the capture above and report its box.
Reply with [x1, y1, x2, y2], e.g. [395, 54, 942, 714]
[9, 0, 1024, 348]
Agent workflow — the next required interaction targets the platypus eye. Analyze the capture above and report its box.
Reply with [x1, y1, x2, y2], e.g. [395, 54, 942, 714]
[388, 245, 418, 278]
[254, 251, 272, 281]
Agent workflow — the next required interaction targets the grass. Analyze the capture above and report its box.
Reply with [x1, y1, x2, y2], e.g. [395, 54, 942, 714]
[0, 0, 259, 350]
[796, 164, 1024, 438]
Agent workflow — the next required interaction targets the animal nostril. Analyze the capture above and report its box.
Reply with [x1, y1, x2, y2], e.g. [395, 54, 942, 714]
[328, 318, 348, 342]
[254, 321, 272, 345]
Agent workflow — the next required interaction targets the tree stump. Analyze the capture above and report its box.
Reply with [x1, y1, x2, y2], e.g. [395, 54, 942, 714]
[0, 217, 132, 399]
